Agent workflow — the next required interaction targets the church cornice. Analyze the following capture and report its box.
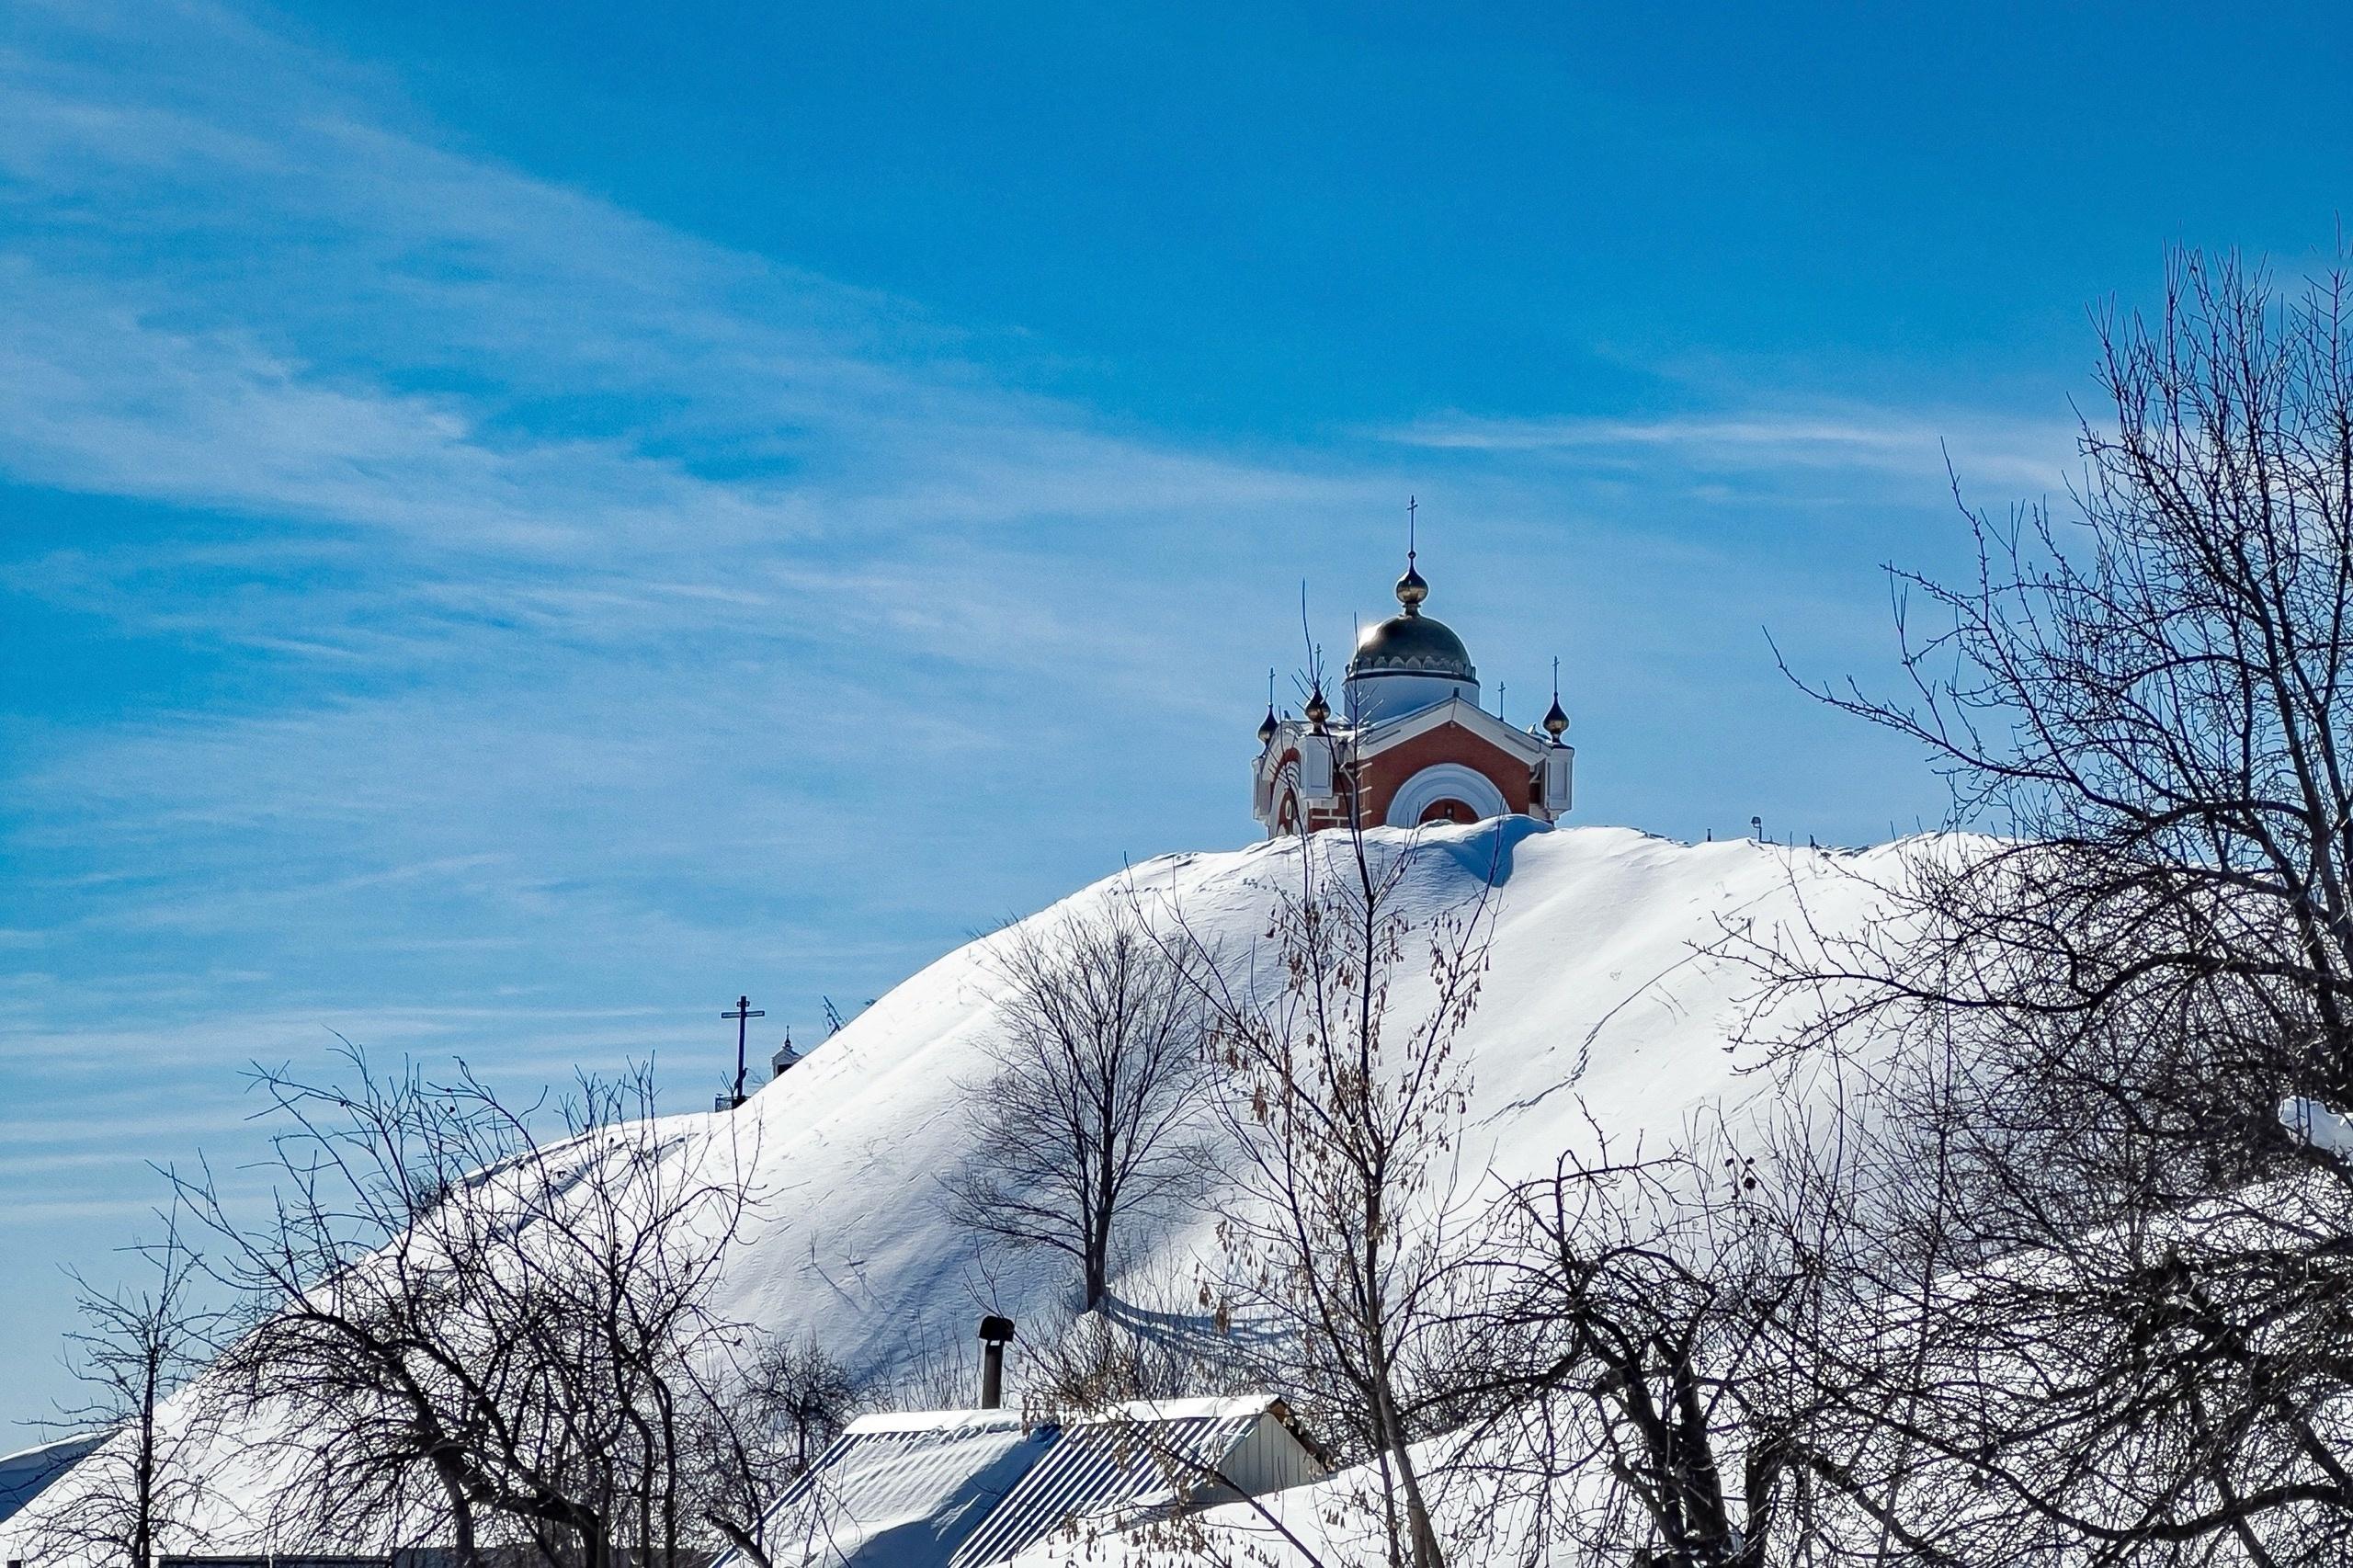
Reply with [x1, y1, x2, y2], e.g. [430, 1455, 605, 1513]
[1349, 693, 1555, 764]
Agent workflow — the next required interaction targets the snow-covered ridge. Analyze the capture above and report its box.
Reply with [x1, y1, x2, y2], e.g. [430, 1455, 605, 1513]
[706, 820, 1894, 1378]
[4, 820, 1903, 1555]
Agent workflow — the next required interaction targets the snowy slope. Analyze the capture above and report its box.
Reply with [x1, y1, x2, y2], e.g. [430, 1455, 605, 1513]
[3, 820, 1901, 1556]
[710, 819, 1885, 1376]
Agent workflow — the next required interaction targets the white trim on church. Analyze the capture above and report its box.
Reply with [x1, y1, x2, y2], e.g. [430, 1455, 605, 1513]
[1385, 761, 1510, 826]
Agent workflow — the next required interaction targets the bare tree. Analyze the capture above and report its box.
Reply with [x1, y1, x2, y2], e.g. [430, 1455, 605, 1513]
[1468, 1134, 1789, 1568]
[178, 1047, 773, 1568]
[1457, 1073, 2020, 1568]
[1178, 821, 1496, 1568]
[677, 1332, 862, 1568]
[1749, 249, 2353, 1561]
[22, 1208, 229, 1568]
[947, 902, 1213, 1312]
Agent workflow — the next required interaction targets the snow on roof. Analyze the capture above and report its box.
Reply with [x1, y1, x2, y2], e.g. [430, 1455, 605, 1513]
[848, 1397, 1279, 1435]
[0, 1433, 104, 1525]
[949, 1403, 1280, 1566]
[1097, 1396, 1281, 1423]
[756, 1398, 1322, 1568]
[767, 1415, 1055, 1568]
[845, 1409, 1035, 1437]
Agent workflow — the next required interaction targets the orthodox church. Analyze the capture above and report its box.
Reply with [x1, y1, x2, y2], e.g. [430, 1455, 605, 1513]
[1252, 549, 1574, 835]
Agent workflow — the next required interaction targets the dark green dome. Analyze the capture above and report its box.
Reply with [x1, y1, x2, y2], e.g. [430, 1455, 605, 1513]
[1348, 611, 1475, 682]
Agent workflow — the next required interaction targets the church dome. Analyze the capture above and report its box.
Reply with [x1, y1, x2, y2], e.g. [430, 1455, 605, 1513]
[1348, 612, 1476, 682]
[1343, 558, 1481, 725]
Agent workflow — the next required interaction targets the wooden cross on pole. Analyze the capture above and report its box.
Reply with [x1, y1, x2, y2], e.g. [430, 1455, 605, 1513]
[723, 994, 767, 1108]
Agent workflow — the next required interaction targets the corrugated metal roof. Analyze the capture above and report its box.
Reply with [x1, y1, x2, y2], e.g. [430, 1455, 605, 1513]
[747, 1398, 1320, 1568]
[767, 1415, 1061, 1568]
[947, 1407, 1261, 1566]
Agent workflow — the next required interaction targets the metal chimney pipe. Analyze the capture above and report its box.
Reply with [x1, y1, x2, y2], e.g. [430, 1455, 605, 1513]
[977, 1314, 1016, 1409]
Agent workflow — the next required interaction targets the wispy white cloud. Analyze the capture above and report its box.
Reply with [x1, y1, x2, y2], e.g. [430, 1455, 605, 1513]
[0, 0, 2074, 1430]
[1383, 407, 2079, 494]
[0, 1, 1404, 1074]
[0, 7, 1411, 1404]
[0, 0, 2078, 1057]
[0, 1, 2075, 1054]
[0, 3, 1359, 665]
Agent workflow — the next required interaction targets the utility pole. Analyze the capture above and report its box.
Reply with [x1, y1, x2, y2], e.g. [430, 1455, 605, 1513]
[722, 994, 767, 1109]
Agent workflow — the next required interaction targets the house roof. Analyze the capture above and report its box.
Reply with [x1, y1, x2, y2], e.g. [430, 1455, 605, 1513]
[753, 1399, 1322, 1568]
[0, 1432, 104, 1525]
[949, 1402, 1265, 1565]
[771, 1410, 1049, 1568]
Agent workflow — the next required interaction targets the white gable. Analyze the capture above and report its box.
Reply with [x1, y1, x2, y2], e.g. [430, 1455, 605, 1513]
[1352, 693, 1550, 766]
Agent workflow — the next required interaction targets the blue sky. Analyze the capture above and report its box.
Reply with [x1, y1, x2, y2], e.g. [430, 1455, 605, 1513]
[2, 0, 2347, 1432]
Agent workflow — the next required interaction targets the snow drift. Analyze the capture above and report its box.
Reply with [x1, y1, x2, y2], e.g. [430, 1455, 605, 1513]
[2, 820, 1904, 1558]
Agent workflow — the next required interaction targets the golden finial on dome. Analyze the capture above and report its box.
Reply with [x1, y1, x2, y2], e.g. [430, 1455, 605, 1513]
[1304, 681, 1331, 732]
[1395, 494, 1427, 613]
[1395, 562, 1427, 611]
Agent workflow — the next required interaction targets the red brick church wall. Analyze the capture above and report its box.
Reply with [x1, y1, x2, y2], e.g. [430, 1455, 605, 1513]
[1276, 723, 1539, 833]
[1352, 722, 1535, 826]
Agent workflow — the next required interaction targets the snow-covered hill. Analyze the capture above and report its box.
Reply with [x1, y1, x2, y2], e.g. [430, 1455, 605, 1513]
[4, 819, 1902, 1557]
[710, 819, 1885, 1371]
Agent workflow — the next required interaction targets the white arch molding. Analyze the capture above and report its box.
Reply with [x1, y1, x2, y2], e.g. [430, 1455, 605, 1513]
[1384, 762, 1510, 827]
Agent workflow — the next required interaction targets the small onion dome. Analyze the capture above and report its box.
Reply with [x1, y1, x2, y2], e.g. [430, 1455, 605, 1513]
[1257, 706, 1279, 744]
[1304, 684, 1331, 730]
[1394, 561, 1429, 611]
[1542, 695, 1570, 740]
